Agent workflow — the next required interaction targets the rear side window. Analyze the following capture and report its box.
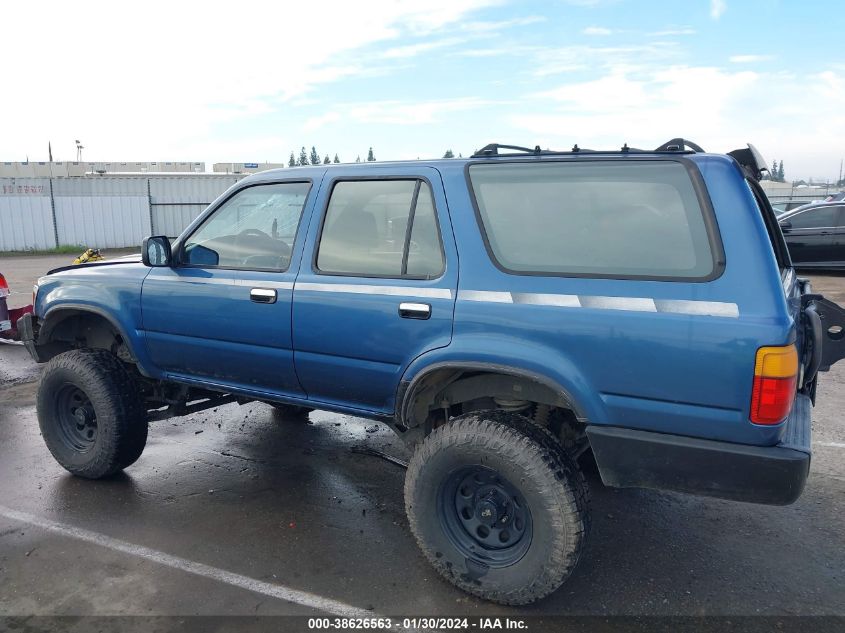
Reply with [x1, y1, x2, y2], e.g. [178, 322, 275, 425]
[316, 179, 445, 278]
[468, 161, 718, 279]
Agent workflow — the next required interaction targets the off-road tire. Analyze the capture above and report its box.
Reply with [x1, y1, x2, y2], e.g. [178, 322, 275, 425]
[270, 403, 314, 418]
[405, 410, 590, 605]
[37, 349, 147, 479]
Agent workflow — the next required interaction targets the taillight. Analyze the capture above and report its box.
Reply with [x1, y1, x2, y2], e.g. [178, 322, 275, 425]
[0, 273, 8, 298]
[750, 345, 798, 425]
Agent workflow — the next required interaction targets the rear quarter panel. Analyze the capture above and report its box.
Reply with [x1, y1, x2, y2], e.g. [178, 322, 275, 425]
[414, 156, 793, 446]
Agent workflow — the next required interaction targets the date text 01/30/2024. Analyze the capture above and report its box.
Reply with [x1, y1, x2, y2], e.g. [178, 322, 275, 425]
[306, 617, 527, 629]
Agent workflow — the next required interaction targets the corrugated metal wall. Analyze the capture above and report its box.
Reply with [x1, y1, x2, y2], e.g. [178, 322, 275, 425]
[0, 175, 244, 251]
[149, 175, 239, 238]
[53, 178, 151, 248]
[0, 179, 56, 251]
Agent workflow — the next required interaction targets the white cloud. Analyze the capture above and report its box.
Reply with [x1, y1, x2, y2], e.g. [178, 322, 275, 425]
[531, 42, 681, 76]
[0, 0, 498, 162]
[461, 15, 546, 32]
[729, 54, 774, 63]
[710, 0, 727, 19]
[295, 97, 496, 134]
[583, 26, 614, 36]
[381, 38, 465, 59]
[513, 66, 845, 180]
[303, 112, 342, 132]
[346, 98, 494, 125]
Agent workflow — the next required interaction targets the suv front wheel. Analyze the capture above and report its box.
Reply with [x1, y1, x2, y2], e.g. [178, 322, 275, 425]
[37, 349, 148, 479]
[404, 410, 590, 605]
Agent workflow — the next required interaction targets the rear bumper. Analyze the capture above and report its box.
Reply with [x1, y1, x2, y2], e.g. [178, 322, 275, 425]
[587, 394, 812, 505]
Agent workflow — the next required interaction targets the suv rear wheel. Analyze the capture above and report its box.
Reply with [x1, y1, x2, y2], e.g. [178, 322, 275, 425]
[404, 410, 590, 605]
[37, 349, 147, 479]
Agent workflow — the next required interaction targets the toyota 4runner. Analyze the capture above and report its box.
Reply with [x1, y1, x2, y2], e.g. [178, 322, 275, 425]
[19, 139, 845, 605]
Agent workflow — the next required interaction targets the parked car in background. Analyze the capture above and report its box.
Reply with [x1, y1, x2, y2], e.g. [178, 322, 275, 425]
[771, 200, 812, 215]
[779, 202, 845, 269]
[823, 192, 845, 202]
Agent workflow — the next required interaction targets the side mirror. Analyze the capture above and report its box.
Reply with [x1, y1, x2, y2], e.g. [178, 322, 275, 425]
[780, 220, 792, 233]
[142, 236, 172, 267]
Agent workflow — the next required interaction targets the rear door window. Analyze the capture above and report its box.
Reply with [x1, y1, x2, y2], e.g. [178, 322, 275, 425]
[316, 179, 445, 279]
[468, 160, 718, 280]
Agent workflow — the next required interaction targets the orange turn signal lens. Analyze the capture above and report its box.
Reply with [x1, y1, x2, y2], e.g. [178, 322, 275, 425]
[750, 345, 798, 425]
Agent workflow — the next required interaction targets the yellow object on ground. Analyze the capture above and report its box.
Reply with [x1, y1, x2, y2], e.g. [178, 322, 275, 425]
[72, 249, 105, 265]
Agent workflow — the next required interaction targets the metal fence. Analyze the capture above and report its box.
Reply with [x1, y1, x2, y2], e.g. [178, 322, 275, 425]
[0, 175, 243, 251]
[759, 181, 841, 203]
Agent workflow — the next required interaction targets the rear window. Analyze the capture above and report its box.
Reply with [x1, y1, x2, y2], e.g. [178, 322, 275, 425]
[468, 160, 718, 279]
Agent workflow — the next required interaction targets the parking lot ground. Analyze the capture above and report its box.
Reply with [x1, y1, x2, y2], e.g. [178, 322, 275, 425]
[0, 256, 844, 627]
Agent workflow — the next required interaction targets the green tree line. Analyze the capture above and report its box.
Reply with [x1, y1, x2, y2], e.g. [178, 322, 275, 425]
[763, 159, 786, 182]
[286, 146, 377, 166]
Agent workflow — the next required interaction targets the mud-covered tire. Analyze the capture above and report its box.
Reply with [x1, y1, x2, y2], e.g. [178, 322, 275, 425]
[270, 403, 314, 417]
[405, 410, 590, 605]
[37, 349, 147, 479]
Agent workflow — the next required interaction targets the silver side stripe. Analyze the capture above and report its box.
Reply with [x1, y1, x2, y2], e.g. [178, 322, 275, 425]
[653, 299, 739, 317]
[459, 290, 739, 318]
[296, 282, 453, 300]
[234, 279, 294, 290]
[153, 277, 294, 290]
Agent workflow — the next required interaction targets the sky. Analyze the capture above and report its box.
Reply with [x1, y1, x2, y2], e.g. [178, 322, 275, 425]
[2, 0, 844, 181]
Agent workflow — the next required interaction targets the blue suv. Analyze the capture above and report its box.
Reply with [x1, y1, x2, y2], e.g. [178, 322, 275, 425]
[19, 139, 845, 605]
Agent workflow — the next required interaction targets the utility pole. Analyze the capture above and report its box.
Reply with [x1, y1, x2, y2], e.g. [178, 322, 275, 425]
[839, 158, 843, 186]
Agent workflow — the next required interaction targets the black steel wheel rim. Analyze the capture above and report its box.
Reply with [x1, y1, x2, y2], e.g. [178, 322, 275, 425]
[438, 465, 533, 568]
[55, 383, 98, 452]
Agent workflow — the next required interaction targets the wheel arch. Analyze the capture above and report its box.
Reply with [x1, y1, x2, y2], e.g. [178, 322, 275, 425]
[39, 305, 141, 367]
[397, 360, 590, 431]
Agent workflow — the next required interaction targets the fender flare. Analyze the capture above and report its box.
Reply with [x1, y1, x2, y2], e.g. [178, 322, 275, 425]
[40, 304, 147, 370]
[397, 360, 589, 428]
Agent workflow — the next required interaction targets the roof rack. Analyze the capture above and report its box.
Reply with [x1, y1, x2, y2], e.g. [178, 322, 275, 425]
[473, 143, 546, 157]
[471, 138, 706, 158]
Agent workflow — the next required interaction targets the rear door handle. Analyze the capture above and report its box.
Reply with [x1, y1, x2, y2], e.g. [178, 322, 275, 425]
[250, 288, 277, 304]
[399, 302, 431, 320]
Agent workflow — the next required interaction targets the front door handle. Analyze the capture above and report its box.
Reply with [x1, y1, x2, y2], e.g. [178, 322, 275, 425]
[399, 302, 431, 320]
[250, 288, 277, 304]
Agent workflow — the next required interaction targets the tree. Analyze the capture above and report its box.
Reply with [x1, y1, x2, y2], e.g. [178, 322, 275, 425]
[367, 147, 376, 162]
[323, 154, 331, 164]
[443, 149, 454, 159]
[355, 155, 361, 163]
[777, 160, 785, 183]
[333, 154, 340, 163]
[310, 146, 321, 166]
[771, 159, 778, 179]
[298, 146, 309, 166]
[288, 152, 296, 168]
